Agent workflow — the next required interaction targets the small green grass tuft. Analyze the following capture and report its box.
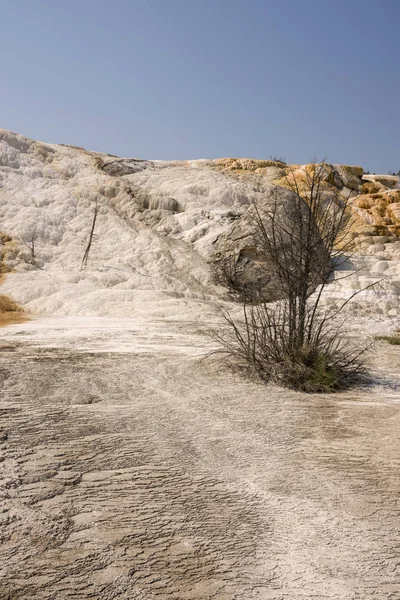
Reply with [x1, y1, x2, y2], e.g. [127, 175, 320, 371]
[281, 348, 347, 393]
[374, 335, 400, 346]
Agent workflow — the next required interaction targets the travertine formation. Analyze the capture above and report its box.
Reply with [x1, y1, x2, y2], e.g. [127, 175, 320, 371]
[0, 128, 399, 315]
[0, 130, 399, 599]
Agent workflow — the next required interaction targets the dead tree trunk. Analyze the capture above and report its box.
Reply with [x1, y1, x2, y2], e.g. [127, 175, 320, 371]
[80, 201, 99, 270]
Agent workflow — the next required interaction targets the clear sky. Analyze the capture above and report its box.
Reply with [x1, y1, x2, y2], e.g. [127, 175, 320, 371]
[1, 0, 399, 172]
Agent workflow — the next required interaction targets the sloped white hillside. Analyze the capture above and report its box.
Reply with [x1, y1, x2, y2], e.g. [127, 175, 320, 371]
[0, 129, 399, 318]
[0, 130, 272, 317]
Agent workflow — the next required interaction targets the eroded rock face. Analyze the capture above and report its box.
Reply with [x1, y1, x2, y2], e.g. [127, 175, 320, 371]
[212, 185, 327, 301]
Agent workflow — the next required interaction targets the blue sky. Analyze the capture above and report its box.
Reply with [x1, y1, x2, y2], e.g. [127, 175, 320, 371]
[1, 0, 399, 172]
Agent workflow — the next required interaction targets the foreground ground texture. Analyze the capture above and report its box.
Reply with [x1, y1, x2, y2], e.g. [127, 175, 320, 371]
[0, 316, 399, 600]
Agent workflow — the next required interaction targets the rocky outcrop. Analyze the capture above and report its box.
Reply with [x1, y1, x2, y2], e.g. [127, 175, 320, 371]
[273, 163, 364, 197]
[211, 185, 326, 301]
[363, 173, 399, 188]
[352, 189, 400, 240]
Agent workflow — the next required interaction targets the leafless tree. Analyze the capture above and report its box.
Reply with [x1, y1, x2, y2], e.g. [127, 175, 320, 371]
[18, 226, 38, 266]
[212, 161, 371, 392]
[80, 200, 100, 270]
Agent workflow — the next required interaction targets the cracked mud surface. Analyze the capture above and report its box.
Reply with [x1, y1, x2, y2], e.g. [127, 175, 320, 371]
[0, 321, 400, 599]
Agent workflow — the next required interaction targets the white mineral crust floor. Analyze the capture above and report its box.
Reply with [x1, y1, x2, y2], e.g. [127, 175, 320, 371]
[0, 310, 399, 600]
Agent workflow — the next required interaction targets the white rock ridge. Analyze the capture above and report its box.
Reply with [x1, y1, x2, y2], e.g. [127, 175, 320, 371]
[0, 129, 399, 317]
[0, 129, 254, 316]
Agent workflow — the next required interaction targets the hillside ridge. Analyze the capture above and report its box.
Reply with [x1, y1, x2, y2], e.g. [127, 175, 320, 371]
[0, 128, 399, 317]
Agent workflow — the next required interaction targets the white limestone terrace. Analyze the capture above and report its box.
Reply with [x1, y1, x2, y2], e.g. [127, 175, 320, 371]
[316, 239, 400, 318]
[0, 129, 266, 318]
[0, 128, 399, 320]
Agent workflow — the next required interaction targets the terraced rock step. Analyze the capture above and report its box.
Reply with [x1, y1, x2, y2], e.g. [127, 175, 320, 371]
[323, 242, 400, 316]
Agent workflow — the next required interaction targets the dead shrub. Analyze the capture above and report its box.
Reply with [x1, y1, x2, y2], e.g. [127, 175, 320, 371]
[212, 161, 369, 393]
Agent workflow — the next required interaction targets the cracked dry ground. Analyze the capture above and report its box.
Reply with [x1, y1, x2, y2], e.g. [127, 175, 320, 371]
[0, 338, 399, 599]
